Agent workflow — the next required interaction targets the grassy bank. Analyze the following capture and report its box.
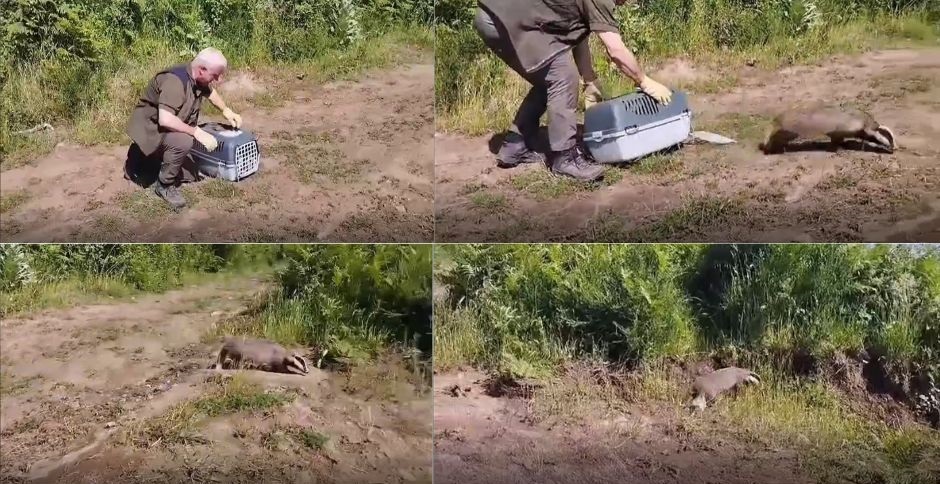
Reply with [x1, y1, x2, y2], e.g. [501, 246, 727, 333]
[2, 243, 433, 377]
[0, 0, 433, 169]
[212, 244, 432, 365]
[435, 0, 940, 134]
[433, 244, 940, 407]
[0, 243, 281, 316]
[434, 243, 940, 483]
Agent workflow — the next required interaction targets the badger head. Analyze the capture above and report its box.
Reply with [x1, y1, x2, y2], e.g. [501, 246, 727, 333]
[688, 394, 707, 413]
[743, 371, 761, 385]
[874, 125, 896, 151]
[285, 354, 309, 375]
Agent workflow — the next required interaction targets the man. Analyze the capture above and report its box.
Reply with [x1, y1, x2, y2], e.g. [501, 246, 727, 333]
[473, 0, 672, 182]
[126, 47, 243, 209]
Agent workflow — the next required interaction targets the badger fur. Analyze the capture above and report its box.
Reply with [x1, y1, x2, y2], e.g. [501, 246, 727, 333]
[213, 336, 309, 376]
[760, 106, 896, 154]
[688, 366, 761, 412]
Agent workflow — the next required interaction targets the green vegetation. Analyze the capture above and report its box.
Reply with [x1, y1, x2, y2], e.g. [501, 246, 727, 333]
[1, 243, 432, 367]
[212, 244, 432, 363]
[1, 0, 433, 168]
[435, 243, 940, 484]
[0, 244, 280, 315]
[434, 243, 940, 396]
[435, 243, 940, 378]
[126, 375, 294, 447]
[435, 0, 940, 134]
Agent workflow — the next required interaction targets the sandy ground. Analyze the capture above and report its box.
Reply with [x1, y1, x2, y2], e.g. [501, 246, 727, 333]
[433, 371, 811, 484]
[0, 61, 434, 243]
[434, 48, 940, 242]
[0, 278, 431, 484]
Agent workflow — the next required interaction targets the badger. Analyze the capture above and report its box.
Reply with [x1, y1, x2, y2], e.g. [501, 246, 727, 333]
[688, 366, 761, 412]
[213, 336, 309, 375]
[760, 106, 896, 154]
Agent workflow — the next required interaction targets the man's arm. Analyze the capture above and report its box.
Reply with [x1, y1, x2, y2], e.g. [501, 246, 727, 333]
[157, 108, 196, 135]
[596, 31, 644, 84]
[207, 89, 228, 112]
[208, 89, 242, 128]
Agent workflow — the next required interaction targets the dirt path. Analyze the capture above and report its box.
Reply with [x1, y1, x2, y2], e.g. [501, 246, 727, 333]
[434, 48, 940, 242]
[0, 278, 431, 484]
[0, 61, 434, 243]
[433, 371, 809, 484]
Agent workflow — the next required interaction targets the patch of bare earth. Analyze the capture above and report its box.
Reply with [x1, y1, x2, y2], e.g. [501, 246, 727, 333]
[0, 63, 433, 243]
[434, 48, 940, 242]
[0, 278, 430, 484]
[433, 371, 809, 484]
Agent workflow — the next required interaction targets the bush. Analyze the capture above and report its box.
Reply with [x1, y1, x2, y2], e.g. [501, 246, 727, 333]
[1, 0, 433, 160]
[436, 243, 940, 385]
[256, 244, 432, 359]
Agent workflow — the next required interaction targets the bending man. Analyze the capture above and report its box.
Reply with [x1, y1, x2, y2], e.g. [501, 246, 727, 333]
[473, 0, 672, 181]
[127, 47, 243, 209]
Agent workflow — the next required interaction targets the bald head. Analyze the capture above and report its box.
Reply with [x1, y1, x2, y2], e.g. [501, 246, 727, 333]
[191, 47, 227, 87]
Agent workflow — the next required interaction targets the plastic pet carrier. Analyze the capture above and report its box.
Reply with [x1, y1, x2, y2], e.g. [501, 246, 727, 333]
[582, 90, 692, 164]
[190, 122, 261, 181]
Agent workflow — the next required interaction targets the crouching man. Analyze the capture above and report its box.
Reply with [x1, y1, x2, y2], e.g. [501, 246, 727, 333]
[126, 47, 243, 209]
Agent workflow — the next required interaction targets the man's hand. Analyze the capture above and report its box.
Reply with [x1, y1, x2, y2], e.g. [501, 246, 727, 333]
[639, 76, 672, 105]
[596, 32, 672, 105]
[193, 127, 219, 151]
[583, 80, 604, 110]
[222, 107, 242, 129]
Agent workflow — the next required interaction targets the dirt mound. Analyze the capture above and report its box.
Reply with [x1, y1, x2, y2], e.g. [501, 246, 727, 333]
[435, 48, 940, 242]
[0, 63, 434, 243]
[0, 278, 431, 483]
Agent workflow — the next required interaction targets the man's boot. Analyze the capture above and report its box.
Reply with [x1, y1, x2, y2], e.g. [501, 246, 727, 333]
[497, 132, 544, 168]
[154, 183, 186, 209]
[549, 146, 604, 182]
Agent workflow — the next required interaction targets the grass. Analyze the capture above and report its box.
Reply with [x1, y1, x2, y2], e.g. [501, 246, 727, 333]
[710, 378, 940, 484]
[0, 268, 272, 318]
[0, 369, 40, 397]
[506, 166, 623, 201]
[433, 242, 940, 479]
[0, 133, 60, 171]
[117, 190, 173, 218]
[199, 179, 242, 200]
[3, 26, 433, 169]
[697, 113, 772, 144]
[631, 153, 684, 176]
[469, 191, 508, 211]
[0, 190, 30, 215]
[125, 375, 293, 447]
[0, 276, 139, 317]
[205, 244, 432, 366]
[428, 305, 489, 372]
[625, 195, 748, 241]
[513, 363, 940, 484]
[437, 11, 939, 134]
[295, 429, 330, 450]
[274, 142, 365, 184]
